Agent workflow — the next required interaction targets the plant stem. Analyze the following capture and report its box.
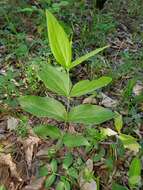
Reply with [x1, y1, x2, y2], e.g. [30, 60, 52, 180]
[65, 69, 71, 127]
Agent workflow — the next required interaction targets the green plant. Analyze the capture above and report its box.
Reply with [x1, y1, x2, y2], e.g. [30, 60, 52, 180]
[128, 157, 141, 188]
[15, 116, 28, 138]
[19, 10, 114, 136]
[0, 185, 6, 190]
[0, 67, 23, 107]
[17, 10, 142, 189]
[18, 11, 113, 189]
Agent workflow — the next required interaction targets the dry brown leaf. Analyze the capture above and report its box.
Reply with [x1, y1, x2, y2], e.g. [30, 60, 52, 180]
[7, 117, 19, 131]
[86, 159, 93, 172]
[22, 177, 46, 190]
[0, 153, 22, 181]
[22, 136, 40, 168]
[36, 145, 50, 158]
[82, 97, 97, 104]
[81, 180, 97, 190]
[101, 93, 118, 108]
[79, 159, 97, 190]
[133, 81, 143, 96]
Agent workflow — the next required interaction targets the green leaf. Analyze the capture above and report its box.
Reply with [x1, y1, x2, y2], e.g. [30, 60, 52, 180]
[56, 180, 71, 190]
[63, 153, 73, 170]
[70, 76, 112, 97]
[45, 174, 56, 188]
[114, 113, 123, 133]
[112, 183, 128, 190]
[63, 180, 71, 190]
[93, 148, 105, 162]
[19, 96, 67, 121]
[68, 104, 114, 125]
[56, 181, 65, 190]
[119, 134, 141, 153]
[70, 46, 109, 69]
[39, 165, 49, 177]
[46, 10, 72, 68]
[33, 125, 62, 139]
[51, 159, 58, 173]
[67, 167, 78, 179]
[63, 133, 90, 148]
[38, 64, 72, 96]
[0, 185, 6, 190]
[128, 157, 141, 187]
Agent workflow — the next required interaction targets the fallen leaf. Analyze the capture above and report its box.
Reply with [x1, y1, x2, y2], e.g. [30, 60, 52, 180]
[86, 159, 93, 172]
[0, 154, 22, 181]
[81, 180, 97, 190]
[83, 97, 97, 104]
[22, 177, 46, 190]
[79, 159, 97, 190]
[133, 81, 143, 96]
[7, 117, 19, 131]
[22, 136, 40, 168]
[101, 93, 118, 108]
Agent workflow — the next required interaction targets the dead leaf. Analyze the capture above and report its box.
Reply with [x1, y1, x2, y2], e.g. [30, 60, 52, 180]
[133, 81, 143, 96]
[83, 97, 97, 104]
[101, 93, 118, 108]
[79, 159, 97, 190]
[22, 177, 46, 190]
[22, 136, 40, 168]
[7, 117, 19, 131]
[81, 180, 97, 190]
[0, 154, 22, 181]
[86, 159, 93, 172]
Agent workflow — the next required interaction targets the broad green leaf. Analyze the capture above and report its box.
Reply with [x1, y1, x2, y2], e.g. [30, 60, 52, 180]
[112, 183, 128, 190]
[67, 167, 78, 179]
[33, 125, 62, 139]
[63, 133, 90, 148]
[68, 104, 114, 125]
[119, 134, 141, 153]
[56, 180, 70, 190]
[39, 165, 49, 177]
[19, 96, 67, 121]
[56, 181, 65, 190]
[63, 153, 73, 170]
[70, 46, 109, 69]
[45, 174, 56, 188]
[38, 64, 72, 96]
[51, 159, 58, 173]
[46, 10, 72, 68]
[128, 157, 141, 187]
[0, 185, 6, 190]
[70, 76, 112, 97]
[114, 113, 123, 133]
[63, 180, 71, 190]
